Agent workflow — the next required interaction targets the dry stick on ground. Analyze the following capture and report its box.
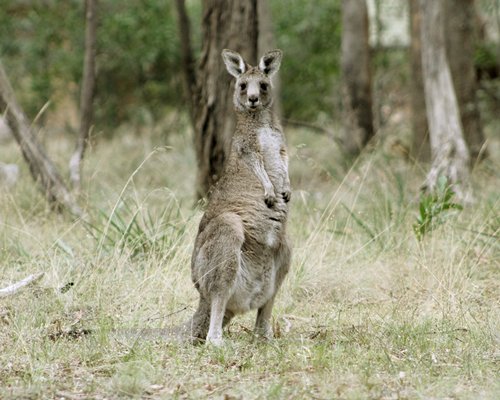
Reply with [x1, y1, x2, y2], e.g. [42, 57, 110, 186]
[0, 273, 44, 298]
[0, 61, 82, 217]
[69, 0, 97, 193]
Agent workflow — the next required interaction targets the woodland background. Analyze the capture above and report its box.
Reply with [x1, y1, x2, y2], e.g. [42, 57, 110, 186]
[0, 1, 499, 399]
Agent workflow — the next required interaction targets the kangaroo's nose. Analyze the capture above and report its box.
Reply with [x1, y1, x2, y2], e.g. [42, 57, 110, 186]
[248, 96, 258, 104]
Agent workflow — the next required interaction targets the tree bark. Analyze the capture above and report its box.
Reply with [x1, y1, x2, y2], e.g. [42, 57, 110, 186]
[408, 0, 430, 162]
[445, 0, 487, 163]
[175, 0, 198, 120]
[257, 0, 282, 118]
[341, 0, 374, 156]
[0, 61, 82, 216]
[69, 0, 97, 192]
[177, 0, 259, 199]
[419, 0, 471, 200]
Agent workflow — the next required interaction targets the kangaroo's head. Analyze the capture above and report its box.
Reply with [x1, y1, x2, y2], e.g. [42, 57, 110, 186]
[222, 49, 282, 113]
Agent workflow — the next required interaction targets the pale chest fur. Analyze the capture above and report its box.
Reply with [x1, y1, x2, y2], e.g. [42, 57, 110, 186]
[258, 126, 287, 185]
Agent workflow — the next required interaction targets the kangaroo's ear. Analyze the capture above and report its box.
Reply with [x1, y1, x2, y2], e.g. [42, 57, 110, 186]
[222, 49, 246, 78]
[259, 49, 282, 77]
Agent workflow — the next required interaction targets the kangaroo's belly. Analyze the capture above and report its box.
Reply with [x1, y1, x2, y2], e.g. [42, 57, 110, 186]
[226, 250, 278, 314]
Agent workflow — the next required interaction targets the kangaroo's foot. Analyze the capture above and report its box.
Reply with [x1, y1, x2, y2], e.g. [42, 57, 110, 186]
[206, 295, 229, 346]
[254, 297, 276, 340]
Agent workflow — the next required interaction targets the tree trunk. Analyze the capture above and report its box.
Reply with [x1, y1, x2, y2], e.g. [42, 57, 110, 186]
[419, 0, 470, 200]
[0, 61, 82, 216]
[175, 0, 197, 121]
[257, 0, 282, 118]
[408, 0, 430, 162]
[341, 0, 374, 156]
[445, 0, 487, 163]
[69, 0, 97, 193]
[177, 0, 259, 199]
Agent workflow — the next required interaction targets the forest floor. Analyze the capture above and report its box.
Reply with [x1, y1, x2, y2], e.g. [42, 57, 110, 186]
[0, 115, 498, 399]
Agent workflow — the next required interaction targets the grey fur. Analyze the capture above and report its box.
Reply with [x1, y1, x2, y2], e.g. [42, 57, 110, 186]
[183, 49, 292, 346]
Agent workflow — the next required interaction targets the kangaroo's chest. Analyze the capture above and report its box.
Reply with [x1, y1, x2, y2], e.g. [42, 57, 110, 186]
[258, 127, 284, 178]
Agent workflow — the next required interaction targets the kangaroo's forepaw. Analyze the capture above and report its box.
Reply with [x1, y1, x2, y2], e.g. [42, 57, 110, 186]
[264, 193, 277, 208]
[282, 190, 291, 203]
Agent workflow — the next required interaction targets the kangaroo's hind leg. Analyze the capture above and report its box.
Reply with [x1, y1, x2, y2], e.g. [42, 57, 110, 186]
[255, 295, 276, 339]
[254, 236, 291, 339]
[192, 212, 244, 346]
[182, 296, 211, 343]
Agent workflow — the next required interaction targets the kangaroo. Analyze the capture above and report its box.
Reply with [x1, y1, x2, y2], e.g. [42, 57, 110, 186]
[184, 49, 292, 346]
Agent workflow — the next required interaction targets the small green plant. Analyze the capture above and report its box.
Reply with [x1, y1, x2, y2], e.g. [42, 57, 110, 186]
[413, 176, 463, 241]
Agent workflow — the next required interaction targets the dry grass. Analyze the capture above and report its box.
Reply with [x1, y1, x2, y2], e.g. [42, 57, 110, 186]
[0, 117, 498, 399]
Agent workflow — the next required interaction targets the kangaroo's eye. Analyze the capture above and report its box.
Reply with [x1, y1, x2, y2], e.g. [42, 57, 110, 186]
[260, 82, 268, 91]
[240, 83, 247, 91]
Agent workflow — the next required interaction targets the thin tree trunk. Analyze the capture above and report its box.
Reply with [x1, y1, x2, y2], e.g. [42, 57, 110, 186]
[0, 61, 82, 216]
[419, 0, 471, 200]
[341, 0, 374, 156]
[177, 0, 259, 199]
[175, 0, 198, 120]
[69, 0, 97, 192]
[258, 0, 282, 118]
[372, 0, 384, 129]
[408, 0, 430, 162]
[445, 0, 487, 163]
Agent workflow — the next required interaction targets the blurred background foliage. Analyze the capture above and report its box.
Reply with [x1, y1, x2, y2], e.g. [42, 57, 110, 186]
[0, 0, 498, 132]
[271, 0, 341, 121]
[0, 0, 183, 128]
[0, 0, 343, 129]
[0, 0, 84, 119]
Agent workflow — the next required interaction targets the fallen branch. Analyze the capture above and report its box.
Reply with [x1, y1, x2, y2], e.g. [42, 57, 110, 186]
[0, 272, 44, 298]
[0, 61, 82, 217]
